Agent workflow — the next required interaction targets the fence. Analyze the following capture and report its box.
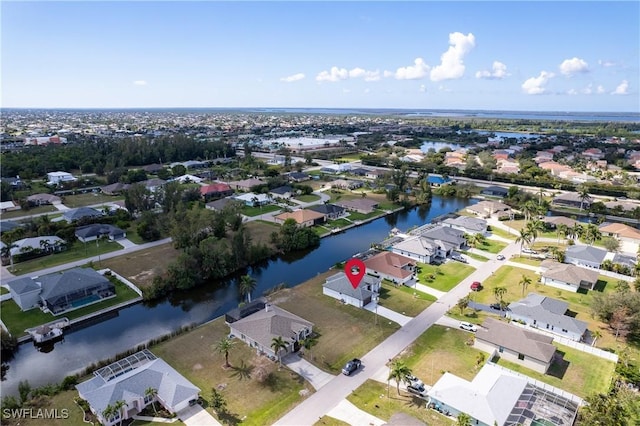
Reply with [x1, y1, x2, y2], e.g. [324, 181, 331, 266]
[98, 268, 143, 296]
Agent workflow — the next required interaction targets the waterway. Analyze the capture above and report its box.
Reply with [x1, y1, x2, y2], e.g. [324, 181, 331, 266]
[420, 140, 462, 152]
[1, 196, 476, 396]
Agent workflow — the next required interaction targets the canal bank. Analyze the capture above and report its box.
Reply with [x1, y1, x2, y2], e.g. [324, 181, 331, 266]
[1, 196, 476, 397]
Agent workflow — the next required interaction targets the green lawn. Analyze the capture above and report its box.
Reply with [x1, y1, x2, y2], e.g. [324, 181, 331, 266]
[348, 380, 454, 426]
[1, 204, 57, 219]
[495, 342, 616, 398]
[7, 390, 89, 426]
[377, 201, 404, 211]
[311, 226, 330, 237]
[1, 278, 139, 337]
[377, 280, 435, 317]
[347, 210, 383, 221]
[475, 239, 507, 254]
[327, 190, 360, 204]
[9, 240, 124, 276]
[417, 262, 475, 292]
[326, 218, 352, 228]
[241, 204, 281, 217]
[462, 251, 490, 262]
[0, 287, 8, 295]
[509, 256, 542, 266]
[62, 192, 123, 208]
[488, 227, 516, 240]
[314, 417, 351, 426]
[296, 194, 320, 203]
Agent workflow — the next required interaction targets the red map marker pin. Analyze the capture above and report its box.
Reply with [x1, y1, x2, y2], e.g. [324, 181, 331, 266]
[344, 258, 366, 289]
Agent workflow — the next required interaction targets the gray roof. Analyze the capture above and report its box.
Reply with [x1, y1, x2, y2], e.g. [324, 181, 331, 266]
[7, 277, 40, 295]
[270, 185, 294, 195]
[542, 216, 579, 228]
[442, 216, 487, 232]
[392, 237, 436, 257]
[75, 224, 125, 239]
[565, 245, 607, 263]
[11, 236, 65, 256]
[542, 262, 600, 287]
[308, 203, 345, 216]
[229, 305, 314, 349]
[612, 253, 637, 268]
[476, 318, 556, 363]
[76, 351, 200, 415]
[39, 268, 110, 301]
[553, 192, 593, 204]
[323, 272, 381, 301]
[508, 294, 588, 335]
[205, 197, 236, 211]
[63, 207, 103, 222]
[26, 193, 61, 203]
[420, 225, 466, 245]
[0, 221, 20, 233]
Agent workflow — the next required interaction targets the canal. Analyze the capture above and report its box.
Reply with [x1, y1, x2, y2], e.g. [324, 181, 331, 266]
[1, 196, 476, 395]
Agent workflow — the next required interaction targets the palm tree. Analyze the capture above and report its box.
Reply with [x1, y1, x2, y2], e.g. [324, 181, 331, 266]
[0, 241, 18, 273]
[113, 399, 127, 426]
[525, 219, 544, 247]
[457, 412, 473, 426]
[519, 275, 532, 296]
[522, 200, 538, 222]
[577, 186, 591, 211]
[216, 337, 235, 368]
[493, 287, 507, 303]
[271, 336, 288, 366]
[584, 224, 602, 246]
[515, 229, 532, 257]
[556, 223, 569, 244]
[456, 296, 470, 315]
[387, 359, 412, 395]
[571, 223, 584, 243]
[144, 387, 158, 414]
[300, 334, 318, 361]
[238, 274, 257, 303]
[591, 329, 602, 347]
[102, 404, 116, 425]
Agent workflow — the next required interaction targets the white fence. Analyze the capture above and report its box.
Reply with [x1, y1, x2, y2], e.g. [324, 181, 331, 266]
[98, 268, 143, 296]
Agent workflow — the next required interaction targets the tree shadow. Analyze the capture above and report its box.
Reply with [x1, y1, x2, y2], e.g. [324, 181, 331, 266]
[548, 351, 569, 379]
[218, 410, 242, 426]
[261, 372, 286, 392]
[230, 360, 254, 381]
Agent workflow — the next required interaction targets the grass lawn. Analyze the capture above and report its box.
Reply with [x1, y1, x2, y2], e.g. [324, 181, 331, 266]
[120, 226, 147, 244]
[417, 262, 475, 292]
[488, 226, 516, 240]
[509, 256, 542, 266]
[377, 201, 404, 211]
[152, 317, 310, 426]
[475, 239, 507, 254]
[268, 270, 400, 374]
[327, 190, 360, 204]
[347, 380, 454, 426]
[314, 417, 351, 426]
[62, 193, 123, 208]
[241, 204, 281, 217]
[9, 240, 124, 276]
[1, 204, 57, 219]
[100, 244, 179, 289]
[296, 194, 320, 203]
[1, 279, 139, 337]
[6, 390, 88, 426]
[347, 210, 383, 221]
[495, 342, 616, 398]
[326, 218, 352, 228]
[377, 280, 435, 317]
[0, 287, 8, 295]
[311, 226, 330, 237]
[245, 220, 279, 248]
[462, 251, 490, 262]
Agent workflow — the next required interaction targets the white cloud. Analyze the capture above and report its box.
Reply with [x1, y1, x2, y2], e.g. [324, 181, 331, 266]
[597, 85, 605, 94]
[383, 70, 394, 78]
[611, 80, 629, 95]
[598, 59, 616, 67]
[342, 88, 351, 94]
[582, 84, 593, 95]
[133, 80, 147, 86]
[475, 61, 509, 80]
[316, 66, 380, 82]
[567, 89, 579, 95]
[521, 71, 554, 95]
[391, 58, 430, 80]
[559, 57, 589, 76]
[430, 32, 476, 82]
[419, 85, 427, 93]
[280, 73, 305, 83]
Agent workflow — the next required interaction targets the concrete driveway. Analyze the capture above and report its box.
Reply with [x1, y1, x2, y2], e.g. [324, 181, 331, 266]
[282, 353, 335, 390]
[178, 404, 221, 426]
[326, 400, 385, 426]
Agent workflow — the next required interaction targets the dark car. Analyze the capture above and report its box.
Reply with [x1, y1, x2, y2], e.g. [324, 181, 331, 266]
[490, 303, 502, 310]
[342, 358, 362, 376]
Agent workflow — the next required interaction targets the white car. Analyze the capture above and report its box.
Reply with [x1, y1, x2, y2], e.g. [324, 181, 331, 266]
[522, 248, 538, 254]
[459, 322, 477, 332]
[496, 254, 505, 260]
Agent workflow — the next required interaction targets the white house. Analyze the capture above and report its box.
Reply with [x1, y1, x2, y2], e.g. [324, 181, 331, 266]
[46, 171, 76, 185]
[322, 272, 381, 308]
[442, 216, 488, 235]
[539, 260, 600, 292]
[391, 236, 437, 264]
[234, 192, 272, 207]
[564, 245, 608, 269]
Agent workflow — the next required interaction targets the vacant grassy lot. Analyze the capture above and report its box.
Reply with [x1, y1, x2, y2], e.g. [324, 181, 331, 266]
[488, 226, 516, 240]
[495, 342, 616, 397]
[509, 256, 542, 266]
[268, 270, 400, 373]
[348, 380, 454, 426]
[62, 193, 123, 208]
[378, 280, 435, 317]
[417, 262, 475, 292]
[296, 194, 320, 203]
[3, 389, 87, 426]
[347, 210, 382, 221]
[100, 244, 180, 288]
[1, 204, 58, 219]
[1, 279, 139, 337]
[245, 220, 279, 248]
[241, 204, 281, 217]
[475, 239, 507, 254]
[152, 318, 310, 426]
[326, 218, 351, 228]
[10, 240, 123, 276]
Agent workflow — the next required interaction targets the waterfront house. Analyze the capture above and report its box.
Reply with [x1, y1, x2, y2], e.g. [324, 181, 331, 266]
[335, 198, 379, 214]
[466, 201, 512, 220]
[364, 251, 416, 286]
[426, 173, 451, 187]
[307, 203, 346, 221]
[564, 245, 607, 269]
[391, 236, 438, 264]
[227, 303, 314, 359]
[552, 192, 592, 209]
[273, 209, 325, 227]
[442, 216, 488, 235]
[599, 222, 640, 245]
[506, 293, 588, 342]
[76, 350, 200, 426]
[474, 318, 556, 374]
[539, 260, 599, 292]
[418, 224, 467, 253]
[480, 185, 509, 198]
[323, 272, 381, 308]
[542, 216, 579, 229]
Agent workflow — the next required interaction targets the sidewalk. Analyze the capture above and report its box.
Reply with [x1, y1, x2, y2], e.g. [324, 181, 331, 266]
[364, 303, 413, 326]
[411, 282, 446, 299]
[282, 353, 335, 390]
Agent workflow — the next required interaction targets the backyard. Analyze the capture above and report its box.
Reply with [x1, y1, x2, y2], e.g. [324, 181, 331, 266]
[296, 194, 320, 203]
[241, 204, 281, 217]
[417, 261, 475, 292]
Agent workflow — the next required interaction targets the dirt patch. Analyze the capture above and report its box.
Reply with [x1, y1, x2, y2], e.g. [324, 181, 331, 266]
[100, 244, 179, 288]
[193, 363, 203, 371]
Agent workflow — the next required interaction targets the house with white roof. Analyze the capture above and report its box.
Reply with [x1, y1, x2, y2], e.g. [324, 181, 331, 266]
[442, 216, 488, 235]
[46, 171, 76, 185]
[234, 192, 272, 207]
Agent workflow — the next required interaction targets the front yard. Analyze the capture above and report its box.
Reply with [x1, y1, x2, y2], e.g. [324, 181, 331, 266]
[474, 239, 507, 254]
[377, 280, 435, 317]
[417, 261, 475, 292]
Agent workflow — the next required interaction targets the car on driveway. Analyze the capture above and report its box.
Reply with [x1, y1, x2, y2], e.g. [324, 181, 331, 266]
[451, 254, 468, 263]
[496, 254, 505, 260]
[407, 382, 429, 397]
[460, 321, 477, 332]
[522, 248, 538, 254]
[342, 358, 362, 376]
[470, 281, 482, 291]
[489, 303, 507, 311]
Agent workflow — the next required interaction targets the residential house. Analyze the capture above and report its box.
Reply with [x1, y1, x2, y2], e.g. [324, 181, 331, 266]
[365, 169, 389, 180]
[466, 201, 512, 220]
[0, 201, 19, 213]
[330, 179, 364, 190]
[100, 182, 131, 196]
[427, 364, 580, 426]
[604, 200, 639, 214]
[442, 216, 488, 235]
[62, 207, 104, 223]
[0, 176, 25, 190]
[142, 163, 165, 173]
[75, 224, 126, 242]
[426, 173, 451, 187]
[507, 293, 588, 342]
[391, 236, 438, 264]
[599, 222, 640, 245]
[76, 350, 200, 426]
[227, 303, 314, 359]
[228, 178, 264, 191]
[205, 197, 240, 212]
[552, 192, 592, 209]
[322, 272, 382, 308]
[538, 160, 570, 175]
[582, 147, 604, 160]
[287, 172, 310, 182]
[171, 174, 203, 184]
[364, 251, 416, 286]
[273, 209, 325, 227]
[234, 192, 271, 207]
[564, 245, 607, 269]
[140, 178, 166, 193]
[542, 216, 579, 229]
[26, 193, 61, 206]
[9, 236, 66, 259]
[320, 163, 351, 174]
[474, 318, 556, 374]
[612, 253, 637, 270]
[335, 198, 379, 214]
[539, 260, 600, 292]
[349, 167, 371, 177]
[307, 203, 346, 221]
[269, 185, 295, 200]
[46, 171, 76, 185]
[0, 221, 21, 233]
[418, 224, 467, 252]
[480, 186, 509, 198]
[199, 183, 233, 201]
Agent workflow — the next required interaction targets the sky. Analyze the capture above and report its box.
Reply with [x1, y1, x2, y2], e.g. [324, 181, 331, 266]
[1, 1, 639, 112]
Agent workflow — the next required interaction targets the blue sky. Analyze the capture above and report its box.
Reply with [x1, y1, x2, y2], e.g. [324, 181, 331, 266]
[2, 1, 638, 112]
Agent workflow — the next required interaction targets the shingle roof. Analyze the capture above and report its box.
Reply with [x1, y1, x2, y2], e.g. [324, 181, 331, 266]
[270, 185, 294, 195]
[508, 294, 588, 335]
[229, 305, 314, 349]
[307, 203, 345, 215]
[599, 222, 640, 240]
[364, 252, 414, 280]
[62, 207, 103, 222]
[392, 237, 437, 257]
[443, 216, 487, 232]
[323, 272, 380, 301]
[477, 318, 556, 363]
[7, 277, 40, 294]
[420, 225, 466, 245]
[274, 209, 325, 224]
[199, 183, 232, 195]
[542, 262, 600, 287]
[75, 224, 125, 239]
[565, 245, 607, 263]
[39, 268, 110, 301]
[11, 236, 65, 256]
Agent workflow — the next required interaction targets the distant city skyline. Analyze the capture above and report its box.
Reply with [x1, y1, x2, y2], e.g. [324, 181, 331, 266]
[2, 1, 639, 112]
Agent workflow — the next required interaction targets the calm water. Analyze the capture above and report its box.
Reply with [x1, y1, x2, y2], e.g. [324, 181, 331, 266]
[1, 196, 475, 396]
[420, 140, 462, 152]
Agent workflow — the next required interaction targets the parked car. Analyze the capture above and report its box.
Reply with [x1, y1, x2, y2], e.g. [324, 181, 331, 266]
[451, 253, 468, 263]
[405, 374, 425, 387]
[342, 358, 362, 376]
[407, 382, 429, 397]
[496, 254, 505, 260]
[470, 281, 482, 291]
[460, 321, 477, 332]
[489, 303, 506, 311]
[522, 248, 538, 254]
